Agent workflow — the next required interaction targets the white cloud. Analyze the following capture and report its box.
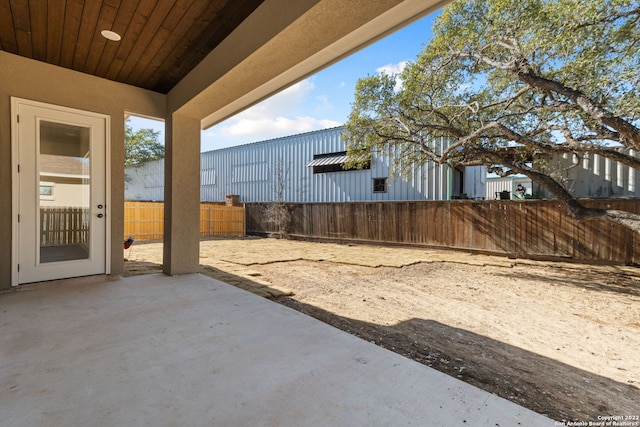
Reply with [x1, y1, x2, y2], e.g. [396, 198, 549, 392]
[221, 116, 340, 139]
[201, 79, 341, 150]
[236, 80, 315, 121]
[376, 61, 408, 91]
[376, 61, 408, 76]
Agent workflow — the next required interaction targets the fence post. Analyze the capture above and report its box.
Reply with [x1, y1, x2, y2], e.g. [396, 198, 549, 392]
[243, 203, 246, 236]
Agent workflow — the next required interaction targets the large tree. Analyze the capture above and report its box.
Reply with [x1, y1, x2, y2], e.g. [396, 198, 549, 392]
[345, 0, 640, 231]
[124, 120, 164, 167]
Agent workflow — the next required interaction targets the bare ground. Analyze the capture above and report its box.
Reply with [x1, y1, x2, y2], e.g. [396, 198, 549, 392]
[123, 237, 640, 422]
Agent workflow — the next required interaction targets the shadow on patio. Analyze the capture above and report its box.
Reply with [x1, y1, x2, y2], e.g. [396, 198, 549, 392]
[0, 273, 551, 426]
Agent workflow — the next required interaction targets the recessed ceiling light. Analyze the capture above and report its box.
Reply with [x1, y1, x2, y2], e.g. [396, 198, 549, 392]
[101, 30, 121, 41]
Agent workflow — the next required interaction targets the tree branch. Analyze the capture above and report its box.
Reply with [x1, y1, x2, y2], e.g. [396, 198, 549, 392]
[514, 67, 640, 148]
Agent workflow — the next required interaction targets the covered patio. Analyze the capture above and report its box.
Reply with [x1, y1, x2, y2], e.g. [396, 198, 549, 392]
[1, 0, 458, 286]
[1, 1, 553, 424]
[0, 273, 551, 426]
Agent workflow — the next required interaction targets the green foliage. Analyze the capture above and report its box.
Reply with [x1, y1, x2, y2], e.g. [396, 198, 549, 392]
[124, 120, 164, 167]
[345, 0, 640, 187]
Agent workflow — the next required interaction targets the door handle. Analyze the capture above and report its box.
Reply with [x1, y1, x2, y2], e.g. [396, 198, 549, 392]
[97, 213, 104, 218]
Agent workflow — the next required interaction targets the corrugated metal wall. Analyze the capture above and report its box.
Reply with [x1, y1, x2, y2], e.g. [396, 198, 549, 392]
[125, 127, 487, 202]
[484, 151, 640, 200]
[537, 151, 640, 198]
[125, 159, 165, 201]
[200, 127, 348, 202]
[486, 176, 532, 200]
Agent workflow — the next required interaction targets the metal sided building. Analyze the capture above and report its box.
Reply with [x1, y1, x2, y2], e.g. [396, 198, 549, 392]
[534, 151, 640, 199]
[486, 175, 533, 200]
[125, 127, 487, 203]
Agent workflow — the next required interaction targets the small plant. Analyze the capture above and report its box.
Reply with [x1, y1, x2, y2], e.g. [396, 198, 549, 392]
[263, 201, 291, 239]
[263, 157, 291, 238]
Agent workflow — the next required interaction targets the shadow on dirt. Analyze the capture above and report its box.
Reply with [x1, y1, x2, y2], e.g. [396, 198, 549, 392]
[276, 296, 639, 423]
[495, 267, 640, 297]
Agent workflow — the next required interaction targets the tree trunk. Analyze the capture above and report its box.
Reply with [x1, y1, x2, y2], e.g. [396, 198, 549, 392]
[478, 149, 640, 233]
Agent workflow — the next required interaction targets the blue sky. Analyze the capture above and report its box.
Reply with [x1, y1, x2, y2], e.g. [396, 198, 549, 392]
[128, 11, 439, 153]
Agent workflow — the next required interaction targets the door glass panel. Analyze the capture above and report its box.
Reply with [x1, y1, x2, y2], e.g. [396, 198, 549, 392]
[39, 121, 91, 263]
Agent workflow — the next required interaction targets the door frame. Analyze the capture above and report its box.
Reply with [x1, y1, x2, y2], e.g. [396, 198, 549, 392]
[11, 97, 111, 286]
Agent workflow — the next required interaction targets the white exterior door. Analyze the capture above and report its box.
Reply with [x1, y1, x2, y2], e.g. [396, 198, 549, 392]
[12, 99, 109, 284]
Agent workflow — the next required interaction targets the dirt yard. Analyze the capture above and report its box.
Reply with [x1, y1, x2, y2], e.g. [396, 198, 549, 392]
[124, 237, 640, 422]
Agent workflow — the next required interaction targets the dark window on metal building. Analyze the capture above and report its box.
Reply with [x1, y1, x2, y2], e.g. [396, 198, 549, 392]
[373, 177, 387, 193]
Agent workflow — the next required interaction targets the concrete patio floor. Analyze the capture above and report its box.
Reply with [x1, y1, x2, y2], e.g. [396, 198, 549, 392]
[1, 274, 553, 426]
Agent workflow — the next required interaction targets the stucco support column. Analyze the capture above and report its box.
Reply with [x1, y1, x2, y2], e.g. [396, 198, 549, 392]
[163, 114, 201, 275]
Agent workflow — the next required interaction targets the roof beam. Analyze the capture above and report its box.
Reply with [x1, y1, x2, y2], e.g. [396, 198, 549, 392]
[167, 0, 449, 128]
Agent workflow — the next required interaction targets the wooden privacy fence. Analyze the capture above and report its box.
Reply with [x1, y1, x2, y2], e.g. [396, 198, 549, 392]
[40, 207, 89, 246]
[246, 199, 640, 264]
[199, 202, 245, 238]
[124, 201, 164, 240]
[124, 201, 245, 241]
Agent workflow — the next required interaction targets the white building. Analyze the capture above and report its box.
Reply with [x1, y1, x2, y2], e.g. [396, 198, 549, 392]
[535, 151, 640, 198]
[39, 154, 90, 207]
[125, 127, 487, 203]
[486, 175, 533, 200]
[484, 150, 640, 200]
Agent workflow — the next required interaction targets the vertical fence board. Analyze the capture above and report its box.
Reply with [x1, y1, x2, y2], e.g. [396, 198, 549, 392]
[245, 199, 640, 264]
[197, 203, 245, 238]
[39, 207, 89, 246]
[122, 201, 244, 241]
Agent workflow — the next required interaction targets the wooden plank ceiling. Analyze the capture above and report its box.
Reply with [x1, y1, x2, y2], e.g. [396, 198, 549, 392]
[0, 0, 265, 93]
